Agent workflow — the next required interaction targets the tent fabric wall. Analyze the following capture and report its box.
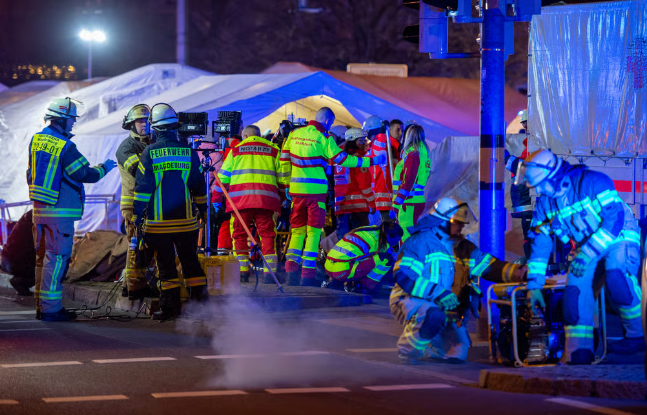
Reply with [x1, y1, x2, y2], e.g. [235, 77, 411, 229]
[262, 62, 527, 137]
[0, 64, 211, 231]
[529, 0, 647, 157]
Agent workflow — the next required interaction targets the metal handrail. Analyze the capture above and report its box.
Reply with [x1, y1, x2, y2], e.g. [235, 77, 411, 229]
[0, 194, 121, 245]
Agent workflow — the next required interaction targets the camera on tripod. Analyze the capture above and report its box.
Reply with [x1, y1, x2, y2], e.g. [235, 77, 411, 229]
[178, 112, 209, 142]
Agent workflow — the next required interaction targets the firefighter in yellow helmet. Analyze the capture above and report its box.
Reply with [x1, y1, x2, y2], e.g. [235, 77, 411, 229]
[116, 104, 155, 300]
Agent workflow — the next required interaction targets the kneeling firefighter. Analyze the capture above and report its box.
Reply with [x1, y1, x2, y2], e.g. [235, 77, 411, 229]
[116, 104, 155, 300]
[325, 220, 402, 289]
[133, 103, 208, 321]
[390, 197, 527, 364]
[519, 149, 645, 362]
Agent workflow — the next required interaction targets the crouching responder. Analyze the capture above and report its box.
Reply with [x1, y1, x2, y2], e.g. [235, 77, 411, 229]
[29, 97, 116, 321]
[133, 103, 208, 321]
[277, 107, 387, 286]
[216, 125, 281, 284]
[333, 128, 376, 240]
[390, 197, 527, 364]
[325, 220, 402, 289]
[116, 103, 155, 300]
[518, 149, 645, 362]
[392, 125, 431, 243]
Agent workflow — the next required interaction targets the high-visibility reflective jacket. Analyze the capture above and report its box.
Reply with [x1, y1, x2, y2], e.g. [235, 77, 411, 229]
[216, 136, 281, 213]
[393, 214, 521, 314]
[325, 227, 393, 283]
[526, 163, 640, 289]
[278, 121, 374, 196]
[333, 147, 375, 215]
[133, 131, 207, 233]
[392, 144, 430, 211]
[369, 133, 400, 211]
[116, 131, 148, 216]
[27, 125, 108, 224]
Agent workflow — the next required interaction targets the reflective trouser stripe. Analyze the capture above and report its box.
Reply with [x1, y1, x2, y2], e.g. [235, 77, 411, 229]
[286, 226, 306, 265]
[159, 278, 181, 290]
[184, 276, 207, 287]
[301, 226, 322, 270]
[34, 223, 74, 314]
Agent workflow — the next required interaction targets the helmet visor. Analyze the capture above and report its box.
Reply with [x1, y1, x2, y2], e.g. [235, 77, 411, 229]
[67, 98, 85, 118]
[448, 202, 477, 224]
[513, 162, 527, 186]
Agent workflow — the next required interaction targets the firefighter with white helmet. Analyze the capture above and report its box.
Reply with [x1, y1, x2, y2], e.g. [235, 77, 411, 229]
[133, 103, 208, 321]
[116, 104, 155, 300]
[390, 196, 527, 364]
[519, 149, 645, 362]
[28, 97, 116, 321]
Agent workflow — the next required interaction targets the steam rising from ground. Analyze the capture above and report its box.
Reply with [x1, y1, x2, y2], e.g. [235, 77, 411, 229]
[183, 296, 371, 389]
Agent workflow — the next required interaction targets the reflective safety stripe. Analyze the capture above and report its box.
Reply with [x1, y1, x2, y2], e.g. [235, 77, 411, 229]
[332, 245, 356, 258]
[33, 207, 83, 218]
[620, 230, 641, 245]
[231, 168, 276, 176]
[471, 254, 495, 277]
[228, 190, 280, 199]
[133, 192, 152, 202]
[219, 169, 232, 178]
[617, 304, 642, 320]
[290, 177, 328, 185]
[565, 325, 593, 338]
[193, 195, 207, 205]
[527, 261, 547, 277]
[412, 279, 432, 298]
[398, 257, 424, 276]
[123, 154, 139, 171]
[64, 156, 89, 176]
[597, 189, 622, 207]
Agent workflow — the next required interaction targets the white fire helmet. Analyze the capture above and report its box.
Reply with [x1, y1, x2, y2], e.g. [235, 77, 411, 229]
[44, 97, 84, 121]
[429, 197, 477, 224]
[149, 103, 179, 130]
[514, 149, 562, 188]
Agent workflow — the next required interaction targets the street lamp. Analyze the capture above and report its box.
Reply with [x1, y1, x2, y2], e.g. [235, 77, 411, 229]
[79, 29, 106, 79]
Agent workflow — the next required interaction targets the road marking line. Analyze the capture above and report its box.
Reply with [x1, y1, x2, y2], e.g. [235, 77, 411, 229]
[364, 384, 454, 391]
[546, 398, 637, 415]
[278, 351, 329, 356]
[43, 395, 129, 403]
[347, 348, 398, 353]
[0, 400, 18, 404]
[0, 311, 35, 315]
[93, 357, 176, 364]
[266, 387, 350, 394]
[0, 320, 42, 324]
[0, 328, 51, 332]
[2, 361, 82, 368]
[195, 354, 266, 359]
[152, 390, 247, 398]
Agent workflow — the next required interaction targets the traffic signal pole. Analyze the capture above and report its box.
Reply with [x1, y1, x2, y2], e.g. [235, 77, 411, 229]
[479, 7, 506, 262]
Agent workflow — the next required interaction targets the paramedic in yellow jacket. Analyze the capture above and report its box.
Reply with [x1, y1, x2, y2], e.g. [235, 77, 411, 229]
[277, 107, 387, 286]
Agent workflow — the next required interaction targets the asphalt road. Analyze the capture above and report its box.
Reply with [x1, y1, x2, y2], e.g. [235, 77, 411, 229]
[0, 286, 645, 415]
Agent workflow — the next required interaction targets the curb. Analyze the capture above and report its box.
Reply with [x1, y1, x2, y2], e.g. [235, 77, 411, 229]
[0, 273, 372, 315]
[479, 368, 647, 401]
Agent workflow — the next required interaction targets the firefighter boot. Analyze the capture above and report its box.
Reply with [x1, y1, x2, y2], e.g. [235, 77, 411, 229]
[153, 288, 181, 322]
[608, 337, 646, 355]
[128, 286, 157, 301]
[300, 268, 319, 287]
[287, 272, 301, 286]
[240, 272, 250, 283]
[40, 308, 78, 322]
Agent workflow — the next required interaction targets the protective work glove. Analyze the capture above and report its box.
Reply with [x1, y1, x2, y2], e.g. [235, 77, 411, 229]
[285, 189, 292, 202]
[371, 153, 387, 166]
[388, 209, 398, 220]
[102, 159, 117, 174]
[132, 215, 143, 228]
[378, 249, 395, 264]
[433, 290, 460, 311]
[213, 201, 221, 211]
[570, 251, 592, 277]
[526, 289, 546, 316]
